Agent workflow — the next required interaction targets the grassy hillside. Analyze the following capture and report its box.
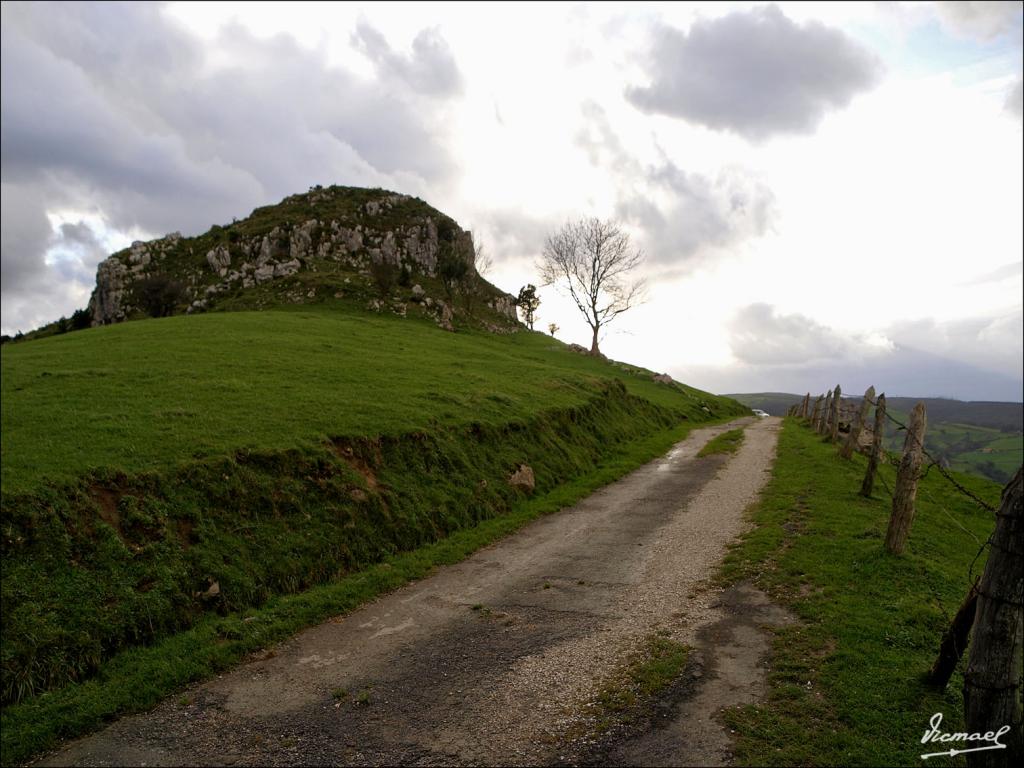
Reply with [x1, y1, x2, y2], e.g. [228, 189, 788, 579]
[0, 306, 745, 762]
[729, 392, 1023, 483]
[2, 308, 725, 493]
[720, 419, 1003, 766]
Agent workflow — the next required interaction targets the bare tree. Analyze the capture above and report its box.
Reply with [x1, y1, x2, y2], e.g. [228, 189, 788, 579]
[538, 218, 646, 356]
[472, 235, 494, 277]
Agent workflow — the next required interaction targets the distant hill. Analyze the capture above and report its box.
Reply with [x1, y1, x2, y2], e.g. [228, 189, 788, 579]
[13, 185, 519, 342]
[729, 392, 1023, 483]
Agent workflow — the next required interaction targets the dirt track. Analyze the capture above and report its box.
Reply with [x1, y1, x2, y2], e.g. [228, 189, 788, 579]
[40, 416, 782, 767]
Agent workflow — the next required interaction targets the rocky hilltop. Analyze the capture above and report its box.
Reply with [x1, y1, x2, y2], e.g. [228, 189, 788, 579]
[88, 185, 519, 331]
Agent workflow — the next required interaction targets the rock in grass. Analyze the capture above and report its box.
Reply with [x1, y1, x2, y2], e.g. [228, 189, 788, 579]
[508, 464, 535, 494]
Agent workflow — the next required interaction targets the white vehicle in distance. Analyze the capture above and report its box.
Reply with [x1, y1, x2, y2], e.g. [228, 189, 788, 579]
[751, 409, 770, 418]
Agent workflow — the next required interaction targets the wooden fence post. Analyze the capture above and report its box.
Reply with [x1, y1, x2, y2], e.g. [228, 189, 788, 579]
[810, 395, 824, 429]
[819, 390, 833, 434]
[884, 401, 927, 555]
[840, 386, 874, 459]
[928, 577, 980, 688]
[963, 466, 1023, 766]
[829, 384, 842, 443]
[860, 393, 886, 497]
[800, 392, 811, 419]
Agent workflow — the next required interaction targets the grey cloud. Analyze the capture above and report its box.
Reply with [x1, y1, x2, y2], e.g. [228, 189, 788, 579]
[0, 182, 53, 293]
[576, 103, 775, 266]
[1007, 79, 1023, 118]
[728, 303, 854, 365]
[887, 312, 1023, 381]
[49, 221, 110, 286]
[0, 183, 97, 333]
[1, 2, 460, 333]
[352, 22, 463, 97]
[625, 5, 882, 141]
[935, 1, 1022, 41]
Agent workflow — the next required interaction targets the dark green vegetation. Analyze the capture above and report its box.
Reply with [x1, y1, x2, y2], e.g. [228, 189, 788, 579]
[730, 392, 1023, 483]
[718, 419, 1002, 766]
[697, 427, 745, 457]
[1, 307, 745, 763]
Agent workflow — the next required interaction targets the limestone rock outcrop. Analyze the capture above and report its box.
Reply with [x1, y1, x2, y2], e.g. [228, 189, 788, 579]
[87, 186, 519, 328]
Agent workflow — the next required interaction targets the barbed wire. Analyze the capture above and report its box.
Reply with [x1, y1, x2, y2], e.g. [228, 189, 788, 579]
[794, 396, 1012, 604]
[858, 395, 998, 512]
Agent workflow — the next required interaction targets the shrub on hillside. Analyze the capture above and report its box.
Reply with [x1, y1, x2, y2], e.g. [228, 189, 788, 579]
[70, 308, 92, 330]
[369, 260, 399, 299]
[132, 274, 187, 318]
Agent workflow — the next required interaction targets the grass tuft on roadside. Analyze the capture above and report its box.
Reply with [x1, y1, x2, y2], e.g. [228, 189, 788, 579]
[717, 419, 1000, 767]
[697, 427, 746, 457]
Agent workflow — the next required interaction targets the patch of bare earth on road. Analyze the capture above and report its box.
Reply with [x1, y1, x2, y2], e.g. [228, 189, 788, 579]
[39, 418, 783, 768]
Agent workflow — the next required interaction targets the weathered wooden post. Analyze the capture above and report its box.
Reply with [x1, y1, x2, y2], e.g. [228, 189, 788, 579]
[840, 386, 874, 459]
[800, 392, 811, 419]
[860, 393, 886, 497]
[819, 390, 833, 434]
[963, 466, 1022, 766]
[928, 578, 980, 687]
[810, 395, 824, 430]
[884, 401, 927, 555]
[828, 384, 842, 443]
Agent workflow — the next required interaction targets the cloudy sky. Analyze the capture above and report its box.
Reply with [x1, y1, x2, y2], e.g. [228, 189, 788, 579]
[2, 1, 1022, 400]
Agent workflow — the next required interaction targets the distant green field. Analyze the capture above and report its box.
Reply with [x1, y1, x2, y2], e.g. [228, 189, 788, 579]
[882, 415, 1022, 484]
[1, 308, 728, 494]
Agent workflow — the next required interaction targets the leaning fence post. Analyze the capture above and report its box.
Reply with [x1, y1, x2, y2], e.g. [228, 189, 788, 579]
[860, 393, 886, 497]
[884, 401, 927, 554]
[840, 386, 874, 459]
[819, 390, 833, 434]
[800, 392, 811, 419]
[829, 384, 842, 443]
[963, 466, 1023, 767]
[928, 577, 980, 688]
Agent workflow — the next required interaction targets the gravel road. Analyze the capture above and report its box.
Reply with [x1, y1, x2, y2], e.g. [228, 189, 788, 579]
[39, 416, 782, 767]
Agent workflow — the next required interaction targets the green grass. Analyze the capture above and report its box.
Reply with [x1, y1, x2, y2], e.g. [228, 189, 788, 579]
[0, 416, 707, 765]
[718, 419, 1001, 766]
[697, 427, 746, 457]
[593, 634, 690, 721]
[1, 308, 729, 493]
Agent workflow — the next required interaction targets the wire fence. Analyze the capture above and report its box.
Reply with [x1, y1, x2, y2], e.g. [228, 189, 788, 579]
[790, 388, 1015, 595]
